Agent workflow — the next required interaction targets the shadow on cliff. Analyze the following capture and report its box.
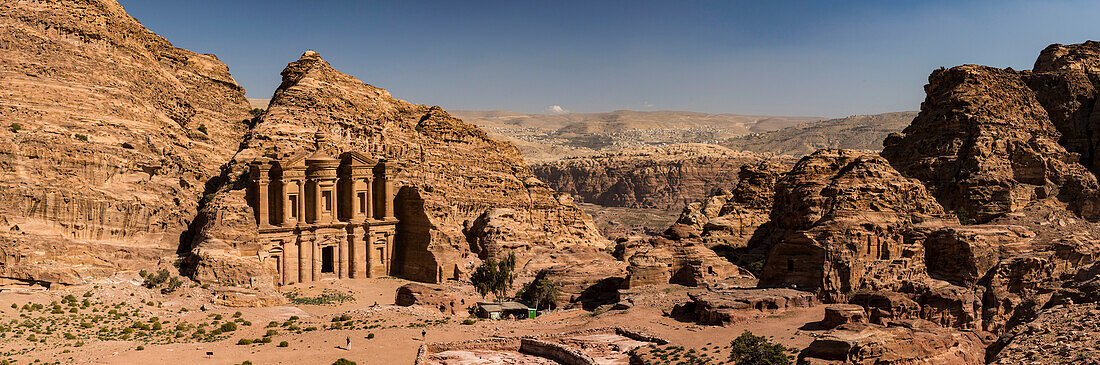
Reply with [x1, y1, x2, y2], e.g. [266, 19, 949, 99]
[175, 117, 257, 264]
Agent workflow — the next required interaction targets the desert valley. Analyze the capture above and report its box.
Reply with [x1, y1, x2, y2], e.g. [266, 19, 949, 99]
[1, 1, 1100, 364]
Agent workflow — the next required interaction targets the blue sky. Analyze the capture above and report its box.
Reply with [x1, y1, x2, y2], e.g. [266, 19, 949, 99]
[119, 0, 1099, 117]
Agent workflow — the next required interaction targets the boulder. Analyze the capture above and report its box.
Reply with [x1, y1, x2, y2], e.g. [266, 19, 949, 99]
[822, 304, 867, 329]
[395, 283, 460, 314]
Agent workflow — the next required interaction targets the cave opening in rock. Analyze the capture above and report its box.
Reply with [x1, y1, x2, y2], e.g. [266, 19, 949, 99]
[321, 246, 334, 273]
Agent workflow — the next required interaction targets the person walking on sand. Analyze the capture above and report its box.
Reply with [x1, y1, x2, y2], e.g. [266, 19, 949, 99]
[346, 335, 351, 351]
[421, 329, 426, 340]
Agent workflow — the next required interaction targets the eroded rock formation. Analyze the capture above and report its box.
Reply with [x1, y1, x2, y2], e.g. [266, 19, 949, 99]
[799, 320, 986, 365]
[0, 0, 251, 285]
[882, 62, 1100, 223]
[757, 149, 951, 302]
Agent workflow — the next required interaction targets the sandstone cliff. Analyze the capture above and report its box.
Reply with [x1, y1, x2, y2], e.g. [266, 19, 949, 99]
[756, 149, 952, 302]
[882, 63, 1100, 223]
[0, 0, 251, 285]
[188, 51, 608, 286]
[532, 144, 794, 211]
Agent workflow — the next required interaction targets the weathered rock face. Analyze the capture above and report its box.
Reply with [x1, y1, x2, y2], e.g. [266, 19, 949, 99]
[670, 288, 816, 326]
[882, 64, 1100, 223]
[671, 161, 785, 248]
[920, 225, 1033, 288]
[822, 304, 867, 329]
[798, 320, 986, 365]
[757, 149, 950, 302]
[990, 302, 1100, 365]
[188, 51, 608, 285]
[533, 144, 794, 211]
[524, 248, 626, 310]
[621, 238, 752, 289]
[1029, 41, 1100, 175]
[0, 0, 251, 285]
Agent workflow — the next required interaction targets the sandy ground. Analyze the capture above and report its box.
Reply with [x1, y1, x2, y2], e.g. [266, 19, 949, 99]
[0, 277, 825, 365]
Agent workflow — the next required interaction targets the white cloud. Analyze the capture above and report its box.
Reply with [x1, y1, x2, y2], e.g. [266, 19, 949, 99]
[546, 105, 569, 114]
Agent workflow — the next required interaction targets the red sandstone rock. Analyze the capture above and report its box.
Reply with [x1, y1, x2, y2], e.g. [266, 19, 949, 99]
[822, 304, 867, 329]
[0, 0, 251, 285]
[799, 320, 986, 365]
[671, 288, 816, 326]
[757, 149, 950, 302]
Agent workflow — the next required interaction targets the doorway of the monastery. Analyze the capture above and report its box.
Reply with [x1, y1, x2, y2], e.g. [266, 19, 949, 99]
[321, 246, 335, 273]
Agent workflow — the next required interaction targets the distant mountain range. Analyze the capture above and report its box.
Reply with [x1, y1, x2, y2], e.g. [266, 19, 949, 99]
[250, 100, 915, 161]
[450, 110, 822, 162]
[719, 111, 917, 156]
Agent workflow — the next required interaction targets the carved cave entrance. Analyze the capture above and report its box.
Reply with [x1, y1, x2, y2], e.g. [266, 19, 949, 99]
[321, 246, 335, 274]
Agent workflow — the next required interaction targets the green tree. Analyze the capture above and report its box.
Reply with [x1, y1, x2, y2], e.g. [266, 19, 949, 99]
[728, 331, 794, 365]
[470, 253, 516, 302]
[519, 278, 559, 310]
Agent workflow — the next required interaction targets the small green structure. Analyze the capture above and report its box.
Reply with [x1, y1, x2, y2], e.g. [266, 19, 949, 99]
[475, 302, 532, 320]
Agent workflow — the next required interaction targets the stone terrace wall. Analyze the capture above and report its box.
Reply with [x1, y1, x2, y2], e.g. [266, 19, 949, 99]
[414, 326, 669, 365]
[520, 339, 597, 365]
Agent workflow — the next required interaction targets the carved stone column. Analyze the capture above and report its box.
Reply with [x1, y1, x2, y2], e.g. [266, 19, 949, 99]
[312, 237, 321, 280]
[296, 178, 306, 225]
[338, 235, 348, 279]
[249, 159, 273, 227]
[298, 236, 310, 283]
[284, 238, 298, 285]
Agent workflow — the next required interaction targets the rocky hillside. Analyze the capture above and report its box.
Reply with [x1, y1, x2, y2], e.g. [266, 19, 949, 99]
[660, 41, 1100, 364]
[0, 0, 251, 285]
[720, 111, 916, 156]
[451, 110, 820, 162]
[188, 51, 610, 287]
[531, 144, 795, 211]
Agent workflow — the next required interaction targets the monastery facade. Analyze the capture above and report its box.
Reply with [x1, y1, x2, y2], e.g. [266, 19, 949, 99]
[247, 133, 398, 286]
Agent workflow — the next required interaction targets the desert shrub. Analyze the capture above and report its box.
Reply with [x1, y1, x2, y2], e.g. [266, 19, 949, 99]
[136, 345, 144, 351]
[332, 359, 356, 365]
[74, 134, 88, 141]
[728, 331, 794, 365]
[237, 338, 252, 345]
[462, 319, 476, 325]
[9, 123, 21, 132]
[197, 124, 208, 134]
[264, 329, 277, 337]
[278, 341, 289, 347]
[143, 269, 171, 289]
[220, 322, 237, 332]
[283, 289, 354, 305]
[366, 333, 374, 339]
